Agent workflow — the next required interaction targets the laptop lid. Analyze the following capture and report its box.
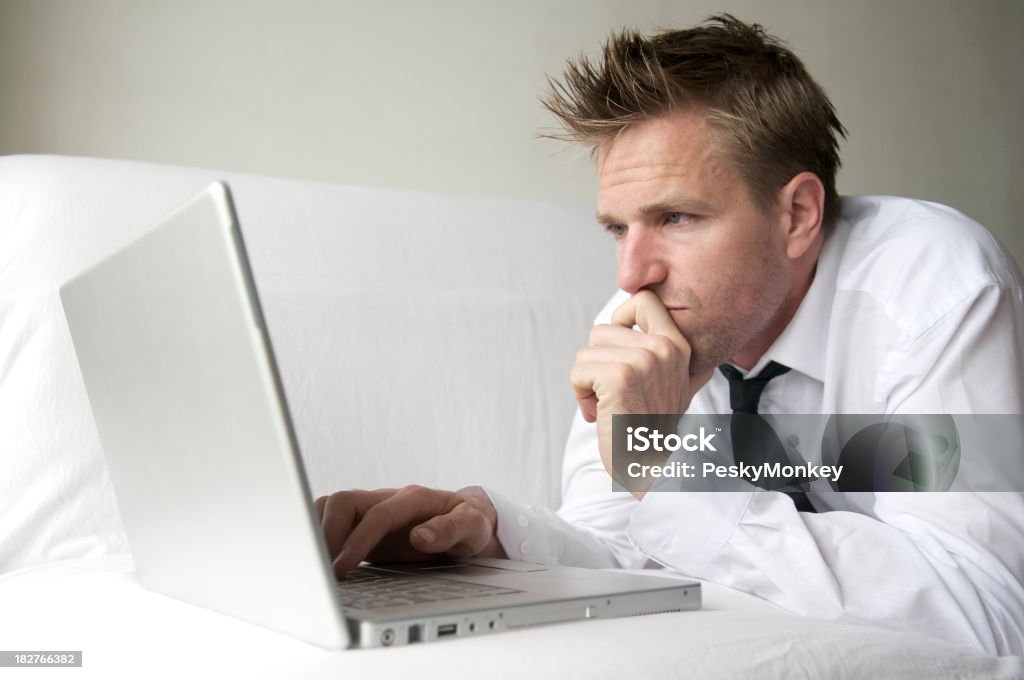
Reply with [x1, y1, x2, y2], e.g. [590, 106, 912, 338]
[60, 182, 350, 649]
[61, 182, 700, 650]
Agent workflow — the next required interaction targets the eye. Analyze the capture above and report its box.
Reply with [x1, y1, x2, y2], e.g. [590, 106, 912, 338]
[665, 212, 689, 225]
[605, 224, 627, 238]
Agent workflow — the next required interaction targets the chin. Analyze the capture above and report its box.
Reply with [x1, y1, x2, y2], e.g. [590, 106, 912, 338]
[688, 334, 743, 374]
[686, 351, 721, 375]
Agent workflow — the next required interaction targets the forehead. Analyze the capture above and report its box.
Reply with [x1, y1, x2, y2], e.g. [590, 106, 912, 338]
[596, 110, 742, 215]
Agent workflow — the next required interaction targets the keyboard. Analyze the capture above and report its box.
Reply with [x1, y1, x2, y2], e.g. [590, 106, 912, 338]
[337, 566, 521, 610]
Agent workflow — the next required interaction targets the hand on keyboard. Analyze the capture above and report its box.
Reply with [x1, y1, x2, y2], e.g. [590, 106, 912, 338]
[315, 485, 507, 577]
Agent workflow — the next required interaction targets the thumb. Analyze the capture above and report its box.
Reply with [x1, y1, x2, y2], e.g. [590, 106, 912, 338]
[410, 503, 495, 557]
[409, 516, 455, 554]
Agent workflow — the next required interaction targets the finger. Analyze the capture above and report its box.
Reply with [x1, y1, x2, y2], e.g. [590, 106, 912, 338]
[320, 492, 360, 560]
[570, 362, 597, 422]
[333, 486, 458, 575]
[588, 324, 678, 359]
[578, 394, 597, 422]
[409, 499, 495, 557]
[571, 360, 595, 422]
[321, 489, 394, 561]
[574, 346, 661, 407]
[611, 291, 687, 350]
[314, 496, 327, 522]
[576, 345, 656, 367]
[571, 361, 631, 419]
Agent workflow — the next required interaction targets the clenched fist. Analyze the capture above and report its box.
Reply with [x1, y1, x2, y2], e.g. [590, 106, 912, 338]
[570, 291, 713, 497]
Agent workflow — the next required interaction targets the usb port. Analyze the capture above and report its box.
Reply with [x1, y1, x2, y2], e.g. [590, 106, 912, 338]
[437, 623, 458, 637]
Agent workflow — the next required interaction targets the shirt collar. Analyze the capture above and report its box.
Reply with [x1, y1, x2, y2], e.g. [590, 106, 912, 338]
[743, 223, 848, 383]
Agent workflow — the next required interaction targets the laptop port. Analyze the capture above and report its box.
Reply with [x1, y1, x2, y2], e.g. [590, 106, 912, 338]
[437, 623, 458, 637]
[408, 625, 422, 644]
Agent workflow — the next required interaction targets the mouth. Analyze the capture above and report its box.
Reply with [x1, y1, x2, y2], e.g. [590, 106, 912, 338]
[664, 307, 691, 332]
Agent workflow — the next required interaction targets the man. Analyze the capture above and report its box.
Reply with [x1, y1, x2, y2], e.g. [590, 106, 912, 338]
[316, 15, 1024, 655]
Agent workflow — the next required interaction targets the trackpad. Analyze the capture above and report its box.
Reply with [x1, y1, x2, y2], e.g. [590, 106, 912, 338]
[427, 558, 548, 573]
[417, 564, 510, 578]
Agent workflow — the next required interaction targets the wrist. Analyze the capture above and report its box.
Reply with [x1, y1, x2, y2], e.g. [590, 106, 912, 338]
[456, 485, 505, 558]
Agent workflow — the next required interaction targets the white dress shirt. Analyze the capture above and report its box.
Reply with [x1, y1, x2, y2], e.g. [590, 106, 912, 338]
[480, 196, 1024, 656]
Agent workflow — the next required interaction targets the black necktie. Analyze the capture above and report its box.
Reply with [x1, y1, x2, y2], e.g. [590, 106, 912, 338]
[718, 361, 816, 512]
[719, 361, 791, 414]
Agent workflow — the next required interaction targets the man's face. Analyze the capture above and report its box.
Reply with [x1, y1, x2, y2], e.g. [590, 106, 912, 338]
[596, 109, 794, 373]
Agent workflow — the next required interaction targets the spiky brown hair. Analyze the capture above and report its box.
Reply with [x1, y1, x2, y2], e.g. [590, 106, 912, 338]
[542, 14, 847, 229]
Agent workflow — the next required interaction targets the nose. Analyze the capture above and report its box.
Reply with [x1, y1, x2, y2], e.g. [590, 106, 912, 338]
[616, 228, 668, 294]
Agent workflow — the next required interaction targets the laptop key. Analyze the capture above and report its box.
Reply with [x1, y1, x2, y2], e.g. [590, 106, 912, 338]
[336, 566, 522, 609]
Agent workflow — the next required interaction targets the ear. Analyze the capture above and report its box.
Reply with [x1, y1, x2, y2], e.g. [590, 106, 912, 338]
[777, 172, 825, 260]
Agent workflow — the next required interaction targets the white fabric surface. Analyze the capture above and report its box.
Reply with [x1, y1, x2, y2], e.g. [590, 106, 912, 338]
[488, 195, 1024, 657]
[0, 154, 613, 573]
[1, 555, 1020, 680]
[5, 155, 1022, 677]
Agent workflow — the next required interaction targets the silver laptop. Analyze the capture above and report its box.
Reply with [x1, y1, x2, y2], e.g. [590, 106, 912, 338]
[59, 182, 700, 649]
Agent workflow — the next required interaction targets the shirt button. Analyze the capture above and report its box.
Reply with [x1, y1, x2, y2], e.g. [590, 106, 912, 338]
[519, 541, 530, 555]
[517, 514, 529, 528]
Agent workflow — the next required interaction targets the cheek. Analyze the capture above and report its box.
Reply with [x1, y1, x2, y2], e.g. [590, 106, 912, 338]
[662, 222, 773, 304]
[730, 245, 791, 314]
[698, 246, 775, 311]
[679, 240, 738, 298]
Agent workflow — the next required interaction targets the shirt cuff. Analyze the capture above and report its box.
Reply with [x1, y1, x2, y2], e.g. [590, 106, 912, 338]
[457, 485, 552, 564]
[627, 490, 754, 575]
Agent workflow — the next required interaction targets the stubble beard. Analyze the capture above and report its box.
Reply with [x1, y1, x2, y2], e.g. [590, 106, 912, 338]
[667, 262, 790, 376]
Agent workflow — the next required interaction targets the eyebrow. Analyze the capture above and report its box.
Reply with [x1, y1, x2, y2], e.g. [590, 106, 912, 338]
[595, 196, 716, 226]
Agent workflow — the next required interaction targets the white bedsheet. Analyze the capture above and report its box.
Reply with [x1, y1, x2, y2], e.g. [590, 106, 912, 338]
[0, 556, 1019, 680]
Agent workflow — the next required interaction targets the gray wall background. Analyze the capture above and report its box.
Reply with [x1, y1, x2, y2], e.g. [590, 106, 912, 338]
[1, 0, 1021, 264]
